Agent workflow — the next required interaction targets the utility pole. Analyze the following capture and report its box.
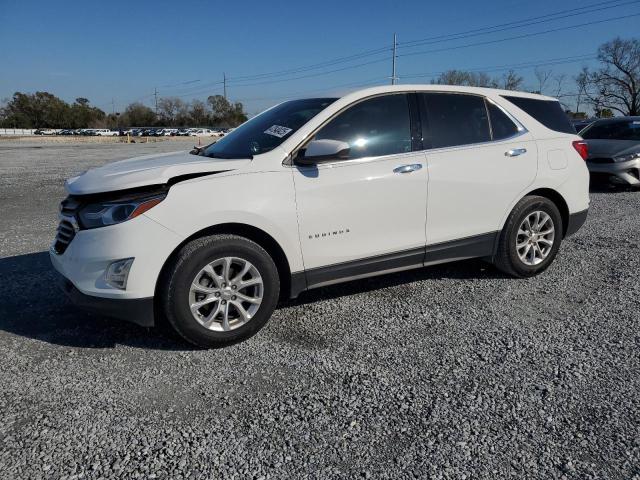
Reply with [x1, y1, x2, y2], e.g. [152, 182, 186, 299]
[223, 73, 227, 100]
[391, 33, 398, 85]
[111, 98, 115, 116]
[154, 87, 158, 116]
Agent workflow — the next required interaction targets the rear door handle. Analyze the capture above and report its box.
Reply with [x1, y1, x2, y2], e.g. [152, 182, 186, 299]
[393, 163, 423, 174]
[505, 148, 527, 157]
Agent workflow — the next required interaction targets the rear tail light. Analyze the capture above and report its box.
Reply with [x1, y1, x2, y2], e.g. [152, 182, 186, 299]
[572, 140, 588, 160]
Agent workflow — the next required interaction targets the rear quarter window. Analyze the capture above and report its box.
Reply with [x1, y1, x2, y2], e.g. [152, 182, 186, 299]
[502, 96, 574, 134]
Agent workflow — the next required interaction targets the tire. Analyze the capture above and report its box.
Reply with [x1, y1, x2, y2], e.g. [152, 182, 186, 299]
[160, 234, 280, 348]
[494, 195, 564, 278]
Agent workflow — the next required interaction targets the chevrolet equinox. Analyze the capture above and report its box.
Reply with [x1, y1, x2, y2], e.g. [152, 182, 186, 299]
[51, 86, 590, 347]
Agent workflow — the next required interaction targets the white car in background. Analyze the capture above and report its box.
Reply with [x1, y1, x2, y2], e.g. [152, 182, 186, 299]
[94, 129, 118, 137]
[189, 128, 216, 137]
[51, 85, 590, 348]
[163, 128, 178, 136]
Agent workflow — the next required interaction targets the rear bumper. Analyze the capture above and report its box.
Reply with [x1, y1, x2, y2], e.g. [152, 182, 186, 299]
[566, 209, 588, 237]
[58, 274, 155, 327]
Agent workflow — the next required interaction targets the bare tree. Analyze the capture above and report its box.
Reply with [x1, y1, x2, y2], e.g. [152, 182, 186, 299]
[574, 67, 589, 114]
[433, 70, 498, 88]
[534, 67, 552, 94]
[501, 70, 524, 91]
[157, 97, 186, 126]
[584, 37, 640, 116]
[552, 74, 566, 98]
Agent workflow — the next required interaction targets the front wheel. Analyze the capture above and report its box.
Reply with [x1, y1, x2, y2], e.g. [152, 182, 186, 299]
[160, 234, 280, 348]
[494, 195, 563, 278]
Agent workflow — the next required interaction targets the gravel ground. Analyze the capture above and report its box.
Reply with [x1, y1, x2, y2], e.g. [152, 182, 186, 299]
[0, 141, 639, 479]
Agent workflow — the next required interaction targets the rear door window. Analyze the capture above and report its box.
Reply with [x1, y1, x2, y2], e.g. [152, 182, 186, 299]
[419, 93, 491, 149]
[487, 101, 520, 140]
[502, 96, 574, 134]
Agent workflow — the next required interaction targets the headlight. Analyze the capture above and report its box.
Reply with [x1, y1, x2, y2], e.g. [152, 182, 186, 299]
[614, 152, 640, 162]
[78, 194, 166, 229]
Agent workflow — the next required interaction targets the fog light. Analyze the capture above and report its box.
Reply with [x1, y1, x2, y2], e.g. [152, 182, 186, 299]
[105, 258, 134, 290]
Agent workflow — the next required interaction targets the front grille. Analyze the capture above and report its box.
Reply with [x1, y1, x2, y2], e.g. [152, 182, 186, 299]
[588, 157, 615, 164]
[60, 196, 81, 215]
[54, 197, 80, 254]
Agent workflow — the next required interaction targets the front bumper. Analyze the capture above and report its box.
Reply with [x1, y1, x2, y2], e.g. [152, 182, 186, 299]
[587, 157, 640, 185]
[58, 274, 155, 326]
[50, 213, 183, 300]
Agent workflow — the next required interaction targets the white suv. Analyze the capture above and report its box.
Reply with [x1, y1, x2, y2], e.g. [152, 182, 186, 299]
[51, 85, 590, 347]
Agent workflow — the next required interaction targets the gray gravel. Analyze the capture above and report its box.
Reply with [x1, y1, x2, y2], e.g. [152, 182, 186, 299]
[0, 141, 639, 479]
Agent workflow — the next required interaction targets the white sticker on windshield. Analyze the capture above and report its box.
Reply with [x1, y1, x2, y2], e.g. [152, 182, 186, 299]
[264, 125, 292, 138]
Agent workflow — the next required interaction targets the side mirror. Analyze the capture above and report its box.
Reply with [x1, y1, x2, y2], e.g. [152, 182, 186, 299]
[296, 139, 350, 165]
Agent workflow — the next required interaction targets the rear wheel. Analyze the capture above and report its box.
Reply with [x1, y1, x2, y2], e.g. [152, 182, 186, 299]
[161, 234, 280, 348]
[494, 195, 563, 278]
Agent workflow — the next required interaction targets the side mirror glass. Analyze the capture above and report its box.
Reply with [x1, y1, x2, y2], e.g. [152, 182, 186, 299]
[296, 139, 350, 165]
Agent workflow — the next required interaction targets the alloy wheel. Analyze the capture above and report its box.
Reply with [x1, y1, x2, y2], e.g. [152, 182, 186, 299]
[188, 257, 263, 331]
[516, 211, 555, 266]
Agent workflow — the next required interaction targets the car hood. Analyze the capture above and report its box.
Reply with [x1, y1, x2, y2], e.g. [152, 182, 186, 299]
[65, 150, 251, 195]
[583, 139, 640, 159]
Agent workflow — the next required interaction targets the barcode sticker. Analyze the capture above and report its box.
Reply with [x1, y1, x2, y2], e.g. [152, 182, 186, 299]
[264, 125, 292, 138]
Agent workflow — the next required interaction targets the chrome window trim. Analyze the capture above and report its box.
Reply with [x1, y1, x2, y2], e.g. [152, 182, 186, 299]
[485, 97, 527, 134]
[293, 149, 425, 169]
[283, 90, 529, 168]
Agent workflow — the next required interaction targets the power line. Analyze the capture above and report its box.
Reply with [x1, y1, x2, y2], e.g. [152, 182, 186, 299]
[225, 46, 392, 83]
[160, 79, 201, 88]
[398, 0, 638, 49]
[225, 57, 389, 88]
[184, 8, 638, 92]
[240, 77, 388, 104]
[401, 54, 597, 79]
[397, 13, 640, 59]
[157, 0, 632, 92]
[102, 3, 637, 108]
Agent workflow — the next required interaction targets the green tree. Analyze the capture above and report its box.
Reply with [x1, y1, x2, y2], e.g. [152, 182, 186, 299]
[120, 102, 156, 127]
[0, 91, 105, 128]
[207, 95, 232, 125]
[69, 97, 106, 128]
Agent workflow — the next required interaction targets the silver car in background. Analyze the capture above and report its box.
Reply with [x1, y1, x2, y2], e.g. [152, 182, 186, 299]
[581, 117, 640, 186]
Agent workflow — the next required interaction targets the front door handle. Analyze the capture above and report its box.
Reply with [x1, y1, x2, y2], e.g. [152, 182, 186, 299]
[393, 163, 423, 174]
[505, 148, 527, 157]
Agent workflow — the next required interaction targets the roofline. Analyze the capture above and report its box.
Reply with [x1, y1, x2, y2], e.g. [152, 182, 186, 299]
[333, 84, 558, 102]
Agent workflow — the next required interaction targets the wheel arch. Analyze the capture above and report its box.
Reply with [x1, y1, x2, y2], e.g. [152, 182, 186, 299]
[155, 222, 295, 304]
[521, 187, 570, 237]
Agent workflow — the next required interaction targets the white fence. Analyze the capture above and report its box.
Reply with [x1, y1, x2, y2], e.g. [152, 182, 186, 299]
[0, 128, 37, 136]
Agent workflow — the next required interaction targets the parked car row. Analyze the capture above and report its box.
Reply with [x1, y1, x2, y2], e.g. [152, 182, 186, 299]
[34, 127, 234, 137]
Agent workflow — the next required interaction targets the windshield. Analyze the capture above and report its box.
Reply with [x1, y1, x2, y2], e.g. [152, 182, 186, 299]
[581, 119, 640, 141]
[203, 98, 337, 159]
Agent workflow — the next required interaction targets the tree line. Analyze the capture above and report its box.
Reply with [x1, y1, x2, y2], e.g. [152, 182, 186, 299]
[0, 93, 248, 129]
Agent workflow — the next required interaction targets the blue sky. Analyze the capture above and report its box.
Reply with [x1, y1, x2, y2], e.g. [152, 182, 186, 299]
[1, 0, 639, 115]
